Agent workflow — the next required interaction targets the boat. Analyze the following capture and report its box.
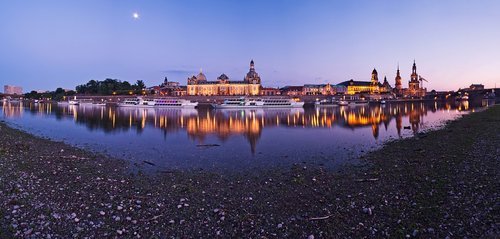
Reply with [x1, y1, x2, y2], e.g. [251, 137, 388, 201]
[212, 97, 304, 109]
[68, 100, 80, 105]
[338, 100, 349, 106]
[117, 97, 198, 108]
[380, 100, 386, 104]
[314, 98, 339, 107]
[349, 99, 369, 105]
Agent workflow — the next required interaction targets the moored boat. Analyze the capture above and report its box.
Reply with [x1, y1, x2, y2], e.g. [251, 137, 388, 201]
[349, 99, 369, 105]
[314, 98, 339, 107]
[118, 97, 198, 108]
[212, 97, 304, 109]
[338, 100, 349, 106]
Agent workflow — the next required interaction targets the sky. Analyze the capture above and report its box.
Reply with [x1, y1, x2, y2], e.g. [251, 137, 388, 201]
[1, 0, 499, 92]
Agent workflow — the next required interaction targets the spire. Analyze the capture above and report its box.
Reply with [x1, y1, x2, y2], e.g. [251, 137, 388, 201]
[250, 59, 255, 69]
[200, 68, 203, 73]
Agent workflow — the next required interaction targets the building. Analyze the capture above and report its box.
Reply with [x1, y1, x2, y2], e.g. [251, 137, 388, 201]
[187, 60, 261, 96]
[260, 87, 281, 96]
[394, 65, 403, 95]
[337, 68, 391, 95]
[280, 86, 303, 96]
[149, 77, 185, 96]
[4, 85, 23, 95]
[468, 84, 484, 91]
[402, 61, 426, 98]
[303, 84, 335, 95]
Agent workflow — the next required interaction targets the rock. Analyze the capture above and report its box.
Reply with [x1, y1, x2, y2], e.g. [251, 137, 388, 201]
[99, 211, 105, 216]
[116, 230, 123, 235]
[117, 206, 123, 210]
[308, 235, 315, 239]
[277, 223, 283, 228]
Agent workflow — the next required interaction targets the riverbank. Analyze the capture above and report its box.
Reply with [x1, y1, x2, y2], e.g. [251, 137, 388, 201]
[0, 106, 498, 238]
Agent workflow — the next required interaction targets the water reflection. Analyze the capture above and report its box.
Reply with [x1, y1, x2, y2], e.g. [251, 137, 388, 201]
[3, 102, 483, 130]
[0, 101, 489, 168]
[4, 101, 485, 141]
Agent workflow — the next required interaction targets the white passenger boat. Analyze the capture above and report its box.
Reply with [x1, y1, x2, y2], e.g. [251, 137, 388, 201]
[315, 99, 339, 107]
[212, 97, 304, 109]
[338, 100, 349, 106]
[68, 100, 79, 105]
[349, 99, 369, 105]
[117, 97, 198, 108]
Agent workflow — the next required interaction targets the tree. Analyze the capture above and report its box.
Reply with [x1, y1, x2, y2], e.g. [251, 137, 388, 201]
[136, 80, 145, 90]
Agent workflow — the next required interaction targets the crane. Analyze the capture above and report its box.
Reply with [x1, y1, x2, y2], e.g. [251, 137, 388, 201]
[419, 75, 428, 89]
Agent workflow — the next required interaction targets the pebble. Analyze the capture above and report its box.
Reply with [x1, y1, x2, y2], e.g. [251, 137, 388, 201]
[99, 211, 105, 216]
[117, 206, 123, 210]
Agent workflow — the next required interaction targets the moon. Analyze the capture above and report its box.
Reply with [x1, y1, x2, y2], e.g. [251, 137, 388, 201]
[132, 12, 140, 19]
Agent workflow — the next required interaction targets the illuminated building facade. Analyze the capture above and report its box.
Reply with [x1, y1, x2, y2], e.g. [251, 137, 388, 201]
[187, 60, 261, 96]
[4, 85, 23, 95]
[394, 65, 403, 95]
[402, 61, 426, 98]
[338, 69, 391, 95]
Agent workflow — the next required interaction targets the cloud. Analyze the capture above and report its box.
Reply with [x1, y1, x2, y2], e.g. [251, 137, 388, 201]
[161, 69, 197, 75]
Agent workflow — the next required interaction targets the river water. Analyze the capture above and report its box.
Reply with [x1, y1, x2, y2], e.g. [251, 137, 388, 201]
[0, 100, 490, 172]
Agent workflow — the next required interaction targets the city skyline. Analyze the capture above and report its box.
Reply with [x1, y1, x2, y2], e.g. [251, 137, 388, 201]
[1, 1, 500, 92]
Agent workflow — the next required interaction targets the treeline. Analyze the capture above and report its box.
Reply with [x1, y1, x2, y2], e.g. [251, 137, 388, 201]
[75, 79, 146, 95]
[24, 88, 76, 101]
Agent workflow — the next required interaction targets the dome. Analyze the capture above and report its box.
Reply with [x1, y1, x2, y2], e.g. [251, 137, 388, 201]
[196, 72, 207, 81]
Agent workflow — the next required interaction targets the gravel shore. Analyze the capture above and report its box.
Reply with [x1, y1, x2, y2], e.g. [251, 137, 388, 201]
[1, 106, 499, 238]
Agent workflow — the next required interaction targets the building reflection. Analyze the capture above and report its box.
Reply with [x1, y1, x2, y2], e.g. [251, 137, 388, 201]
[1, 101, 482, 153]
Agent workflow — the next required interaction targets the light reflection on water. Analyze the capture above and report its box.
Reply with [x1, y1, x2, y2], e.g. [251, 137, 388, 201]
[0, 100, 488, 172]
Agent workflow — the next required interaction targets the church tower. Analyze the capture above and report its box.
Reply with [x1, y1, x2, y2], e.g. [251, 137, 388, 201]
[370, 68, 379, 94]
[371, 68, 379, 85]
[395, 65, 402, 91]
[409, 60, 420, 92]
[244, 59, 261, 95]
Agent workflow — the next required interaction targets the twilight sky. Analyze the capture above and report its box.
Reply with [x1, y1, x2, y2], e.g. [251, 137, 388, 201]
[1, 0, 499, 92]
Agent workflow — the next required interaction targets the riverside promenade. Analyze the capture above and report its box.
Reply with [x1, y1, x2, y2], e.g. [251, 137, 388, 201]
[0, 106, 498, 238]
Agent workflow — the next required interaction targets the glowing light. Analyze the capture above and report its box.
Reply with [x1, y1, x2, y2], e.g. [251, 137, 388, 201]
[132, 12, 140, 19]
